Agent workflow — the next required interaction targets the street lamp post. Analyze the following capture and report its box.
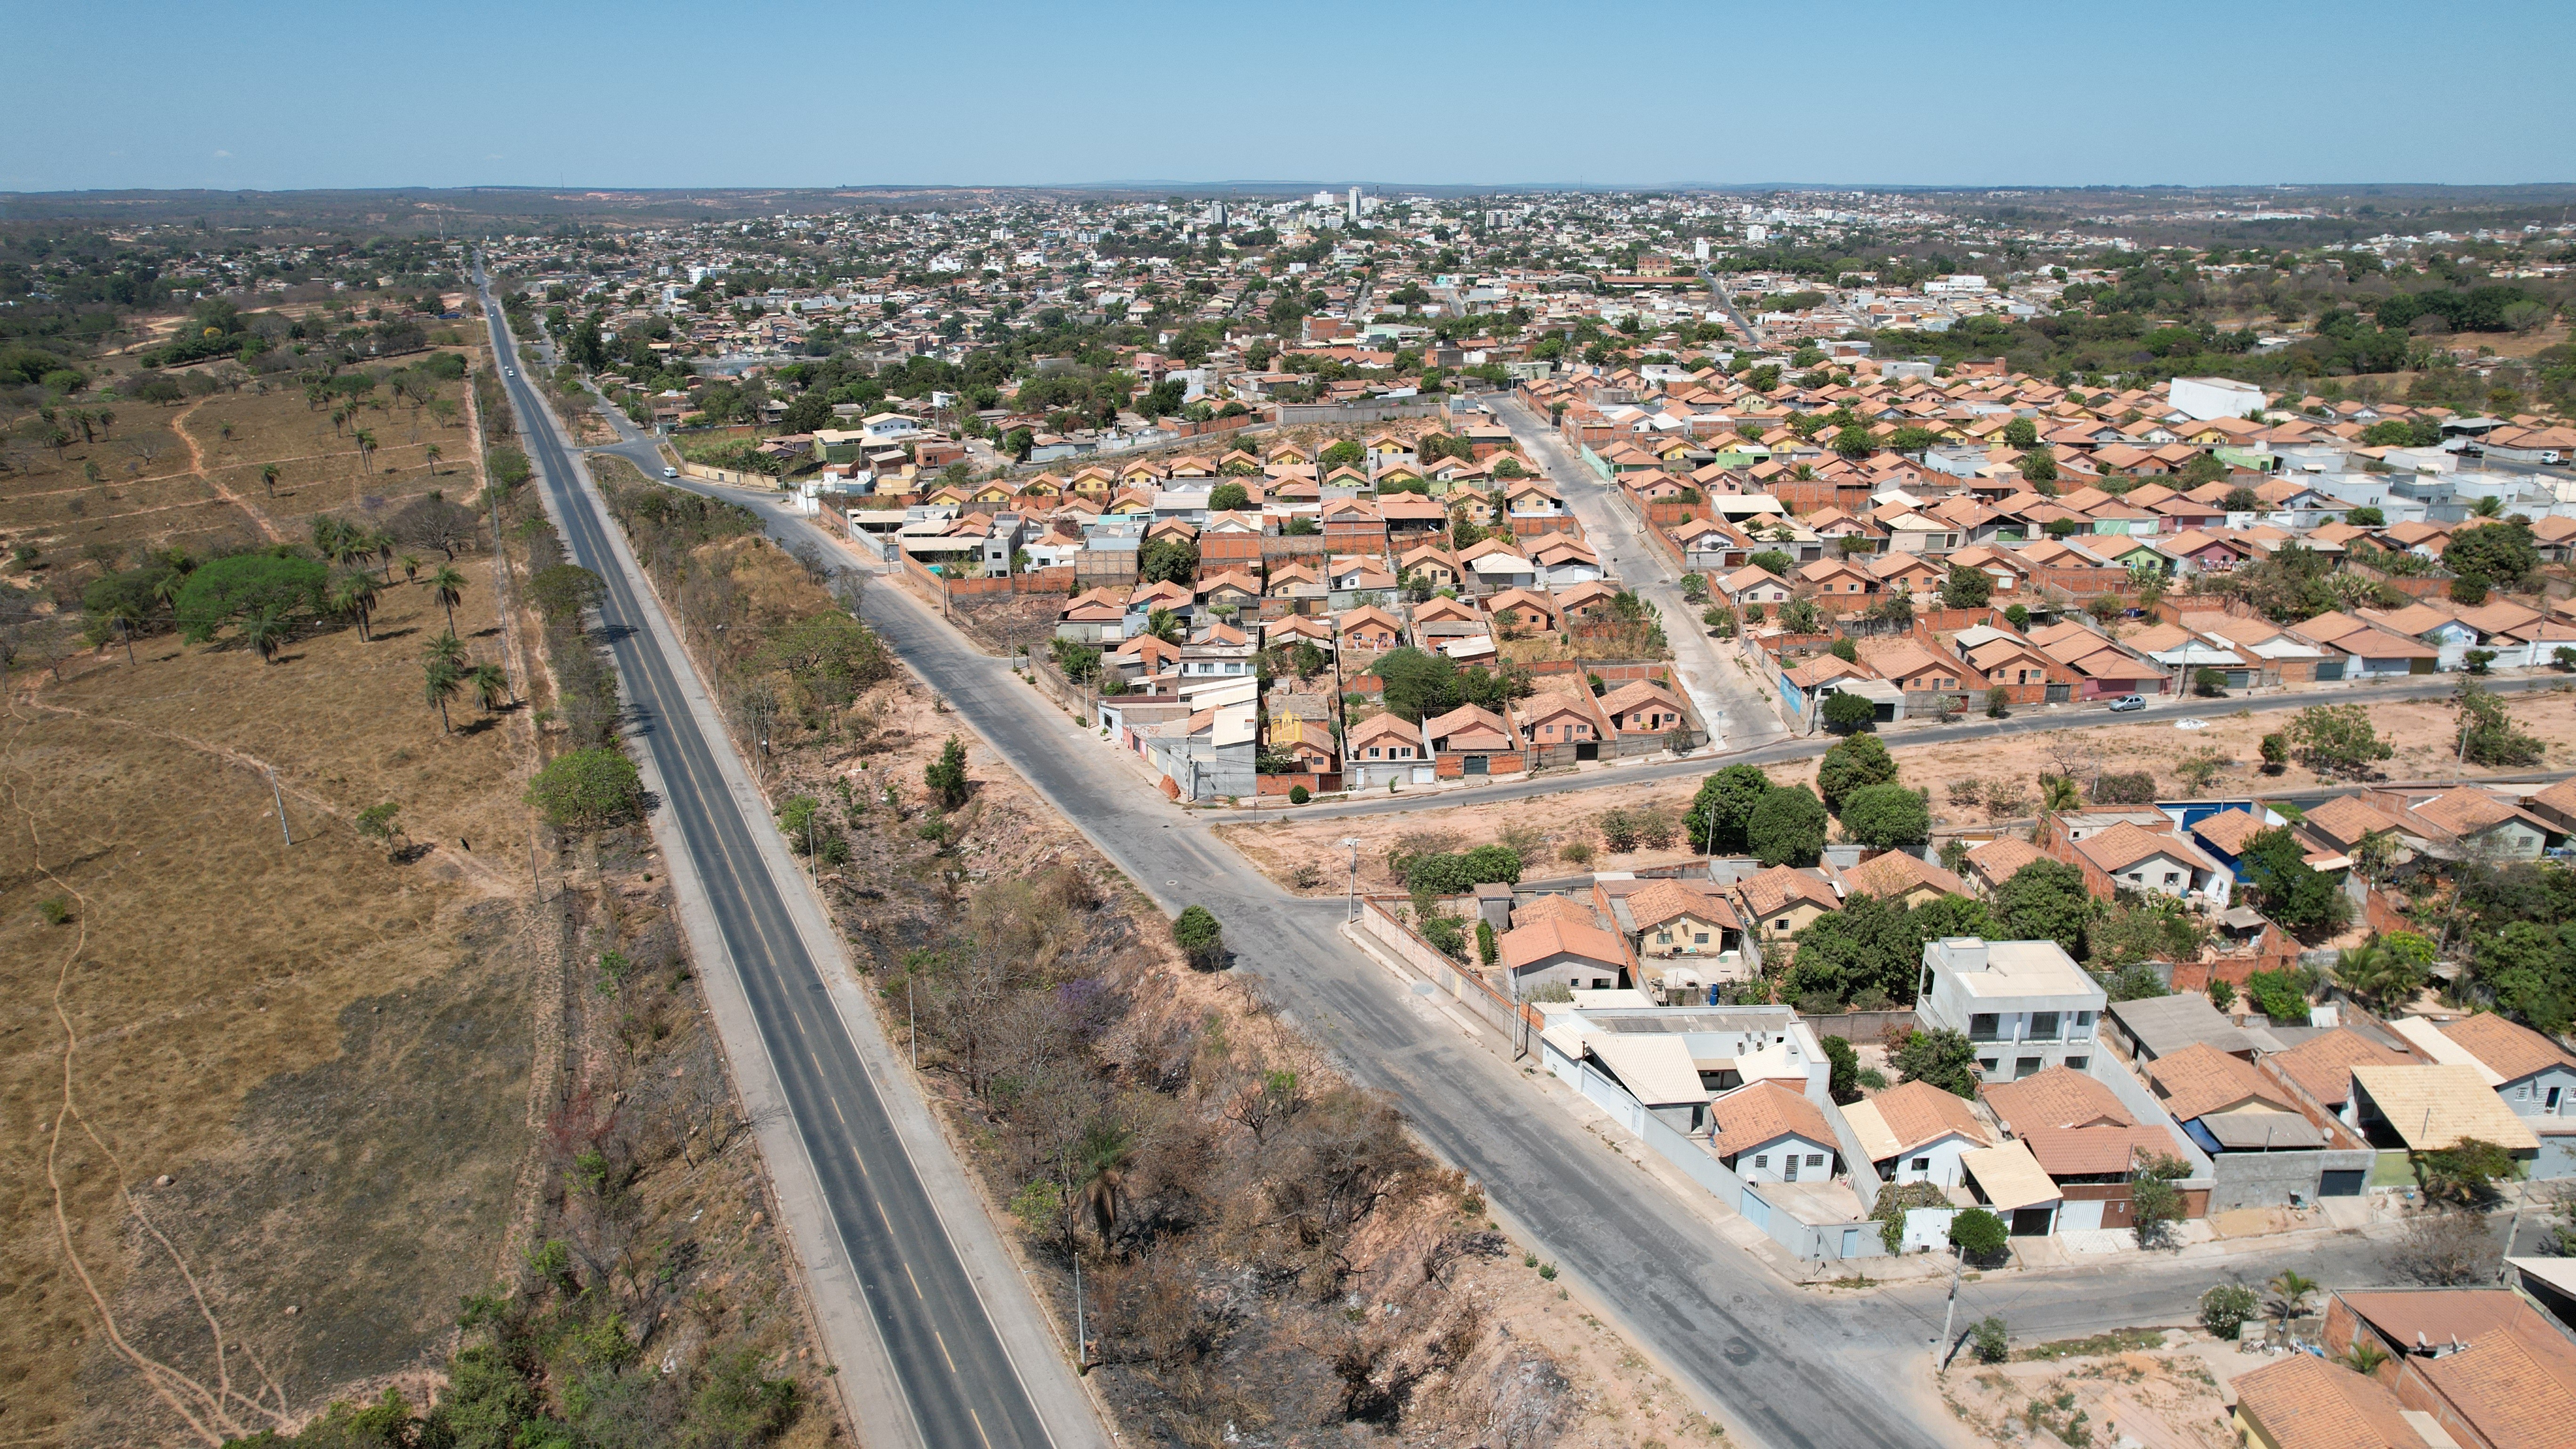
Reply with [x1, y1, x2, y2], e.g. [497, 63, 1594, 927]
[1342, 836, 1362, 922]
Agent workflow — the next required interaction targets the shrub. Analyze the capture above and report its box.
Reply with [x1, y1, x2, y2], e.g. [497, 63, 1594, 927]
[1970, 1316, 2009, 1364]
[1949, 1208, 2008, 1261]
[1288, 784, 1310, 805]
[1821, 691, 1878, 734]
[2199, 1284, 2259, 1340]
[2207, 978, 2235, 1012]
[1986, 685, 2008, 718]
[2193, 667, 2228, 697]
[1173, 905, 1225, 970]
[2244, 967, 2310, 1024]
[2091, 772, 2157, 805]
[37, 896, 73, 926]
[925, 736, 970, 809]
[1557, 839, 1595, 866]
[523, 748, 644, 830]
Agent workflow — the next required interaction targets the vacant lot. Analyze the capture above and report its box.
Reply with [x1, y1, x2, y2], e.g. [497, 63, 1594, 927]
[0, 346, 484, 576]
[0, 558, 540, 1444]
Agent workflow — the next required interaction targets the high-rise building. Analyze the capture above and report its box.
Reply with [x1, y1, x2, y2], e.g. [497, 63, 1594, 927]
[1347, 186, 1361, 220]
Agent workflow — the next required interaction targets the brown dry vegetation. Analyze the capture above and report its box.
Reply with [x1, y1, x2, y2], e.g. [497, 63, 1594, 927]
[0, 557, 539, 1443]
[0, 355, 837, 1446]
[1940, 1334, 2250, 1449]
[619, 482, 1722, 1447]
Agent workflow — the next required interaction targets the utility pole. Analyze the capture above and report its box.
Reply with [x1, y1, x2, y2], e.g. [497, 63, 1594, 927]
[266, 767, 292, 846]
[908, 974, 917, 1070]
[1342, 836, 1362, 922]
[1935, 1244, 1964, 1370]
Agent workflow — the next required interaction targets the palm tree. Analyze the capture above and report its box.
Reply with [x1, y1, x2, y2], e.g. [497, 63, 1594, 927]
[331, 571, 380, 641]
[311, 515, 346, 558]
[354, 429, 378, 474]
[2267, 1270, 2317, 1331]
[469, 661, 511, 711]
[260, 462, 280, 498]
[400, 554, 422, 584]
[423, 658, 461, 733]
[367, 528, 397, 582]
[106, 603, 142, 665]
[424, 443, 443, 475]
[428, 565, 467, 634]
[2040, 775, 2083, 812]
[423, 631, 467, 671]
[2470, 494, 2503, 519]
[240, 608, 288, 664]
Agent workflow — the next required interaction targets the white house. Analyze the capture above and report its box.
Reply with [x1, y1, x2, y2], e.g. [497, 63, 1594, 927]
[1709, 1080, 1842, 1184]
[1916, 937, 2107, 1083]
[1842, 1079, 1996, 1190]
[2434, 1014, 2576, 1179]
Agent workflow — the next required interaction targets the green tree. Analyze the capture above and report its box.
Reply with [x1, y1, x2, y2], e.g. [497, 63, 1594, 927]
[1682, 764, 1773, 855]
[1895, 1027, 1980, 1097]
[528, 564, 606, 622]
[2474, 920, 2576, 1034]
[926, 736, 971, 810]
[1820, 1035, 1860, 1104]
[1173, 905, 1226, 970]
[469, 661, 511, 712]
[1841, 783, 1931, 850]
[1747, 785, 1828, 868]
[2241, 827, 2351, 938]
[2443, 520, 2539, 593]
[2287, 704, 2391, 779]
[523, 748, 643, 829]
[1817, 733, 1899, 813]
[2414, 1135, 2515, 1203]
[423, 657, 462, 732]
[172, 552, 330, 644]
[427, 564, 467, 635]
[2452, 680, 2543, 768]
[1951, 1207, 2008, 1260]
[330, 569, 380, 642]
[1375, 646, 1460, 723]
[1989, 858, 2093, 955]
[1940, 564, 1992, 610]
[2244, 967, 2311, 1024]
[2334, 935, 2430, 1012]
[2130, 1152, 2191, 1248]
[2001, 417, 2038, 450]
[1208, 481, 1250, 512]
[1820, 690, 1877, 736]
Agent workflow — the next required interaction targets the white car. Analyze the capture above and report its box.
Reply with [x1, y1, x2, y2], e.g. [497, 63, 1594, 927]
[505, 368, 516, 378]
[663, 467, 679, 479]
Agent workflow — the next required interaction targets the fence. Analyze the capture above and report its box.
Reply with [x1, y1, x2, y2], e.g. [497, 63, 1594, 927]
[675, 460, 770, 487]
[898, 549, 1077, 602]
[1271, 398, 1450, 427]
[1546, 1028, 1882, 1261]
[1355, 897, 1534, 1041]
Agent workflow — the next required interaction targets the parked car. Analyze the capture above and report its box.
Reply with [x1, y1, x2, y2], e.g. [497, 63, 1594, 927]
[2107, 693, 2147, 712]
[663, 467, 679, 479]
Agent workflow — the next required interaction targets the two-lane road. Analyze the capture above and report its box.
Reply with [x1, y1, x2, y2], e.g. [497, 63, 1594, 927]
[478, 282, 1087, 1449]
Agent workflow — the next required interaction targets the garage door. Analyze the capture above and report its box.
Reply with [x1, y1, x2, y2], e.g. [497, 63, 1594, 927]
[2318, 1169, 2366, 1198]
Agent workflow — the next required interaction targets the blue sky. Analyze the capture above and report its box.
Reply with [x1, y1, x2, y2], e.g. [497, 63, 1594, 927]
[7, 0, 2573, 193]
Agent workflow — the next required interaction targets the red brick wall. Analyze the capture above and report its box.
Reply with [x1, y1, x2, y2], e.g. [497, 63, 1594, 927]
[1201, 533, 1266, 564]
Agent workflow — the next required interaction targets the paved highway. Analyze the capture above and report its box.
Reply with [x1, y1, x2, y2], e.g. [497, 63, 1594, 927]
[476, 282, 1080, 1449]
[568, 387, 2528, 1449]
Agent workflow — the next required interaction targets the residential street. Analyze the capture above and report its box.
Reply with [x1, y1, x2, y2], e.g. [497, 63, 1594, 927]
[484, 287, 1105, 1449]
[586, 407, 2523, 1449]
[1476, 390, 1791, 752]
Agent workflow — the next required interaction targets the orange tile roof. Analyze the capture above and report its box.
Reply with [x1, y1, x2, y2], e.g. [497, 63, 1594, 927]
[1980, 1065, 2133, 1133]
[2268, 1028, 2414, 1109]
[2146, 1043, 2294, 1122]
[1709, 1080, 1836, 1162]
[1625, 879, 1739, 933]
[2440, 1012, 2576, 1085]
[1735, 865, 1839, 920]
[1842, 850, 1967, 902]
[1497, 916, 1629, 973]
[2230, 1354, 2419, 1449]
[1867, 1079, 1993, 1154]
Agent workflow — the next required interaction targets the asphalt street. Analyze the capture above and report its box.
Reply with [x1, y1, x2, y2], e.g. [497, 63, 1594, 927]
[574, 397, 2534, 1449]
[479, 295, 1064, 1449]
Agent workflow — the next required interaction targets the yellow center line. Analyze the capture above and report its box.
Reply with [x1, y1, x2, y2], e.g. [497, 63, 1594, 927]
[934, 1328, 959, 1374]
[905, 1262, 923, 1299]
[968, 1406, 994, 1449]
[833, 1098, 846, 1125]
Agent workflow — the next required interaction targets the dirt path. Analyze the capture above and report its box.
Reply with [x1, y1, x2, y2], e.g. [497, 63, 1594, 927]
[0, 702, 290, 1446]
[169, 398, 286, 544]
[15, 695, 524, 901]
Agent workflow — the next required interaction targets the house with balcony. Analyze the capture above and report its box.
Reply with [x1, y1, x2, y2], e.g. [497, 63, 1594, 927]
[1916, 937, 2107, 1083]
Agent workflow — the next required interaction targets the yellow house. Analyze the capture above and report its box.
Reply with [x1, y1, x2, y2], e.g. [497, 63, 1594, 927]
[1266, 440, 1312, 467]
[1733, 866, 1839, 941]
[1068, 467, 1116, 497]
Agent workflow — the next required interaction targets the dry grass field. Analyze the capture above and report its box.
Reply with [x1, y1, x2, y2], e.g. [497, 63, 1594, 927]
[0, 556, 542, 1444]
[0, 346, 485, 577]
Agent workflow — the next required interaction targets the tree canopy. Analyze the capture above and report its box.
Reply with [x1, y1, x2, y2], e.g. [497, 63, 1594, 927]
[1816, 732, 1899, 813]
[1840, 783, 1931, 850]
[1988, 859, 2093, 956]
[172, 551, 330, 644]
[1747, 785, 1827, 868]
[1682, 764, 1773, 855]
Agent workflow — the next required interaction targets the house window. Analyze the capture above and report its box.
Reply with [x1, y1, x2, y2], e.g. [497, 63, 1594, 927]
[2066, 1057, 2089, 1071]
[1753, 1154, 1769, 1170]
[2028, 1012, 2059, 1041]
[1658, 931, 1673, 943]
[1978, 1058, 1998, 1074]
[1368, 748, 1380, 759]
[1912, 1157, 1931, 1173]
[1806, 1154, 1826, 1168]
[1695, 932, 1710, 945]
[2163, 872, 2180, 886]
[1969, 1013, 2000, 1042]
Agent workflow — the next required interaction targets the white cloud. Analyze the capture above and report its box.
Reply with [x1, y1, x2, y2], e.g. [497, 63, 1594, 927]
[213, 149, 231, 158]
